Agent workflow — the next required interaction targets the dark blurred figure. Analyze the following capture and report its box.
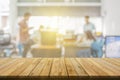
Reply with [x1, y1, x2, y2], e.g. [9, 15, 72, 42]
[18, 12, 34, 57]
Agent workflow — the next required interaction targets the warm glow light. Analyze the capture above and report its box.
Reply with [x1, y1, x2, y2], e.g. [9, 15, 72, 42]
[28, 16, 102, 34]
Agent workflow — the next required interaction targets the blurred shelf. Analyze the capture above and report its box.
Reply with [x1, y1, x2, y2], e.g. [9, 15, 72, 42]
[17, 2, 101, 7]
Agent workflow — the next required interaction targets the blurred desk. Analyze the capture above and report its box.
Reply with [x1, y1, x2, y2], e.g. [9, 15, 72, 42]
[63, 40, 90, 57]
[31, 45, 61, 58]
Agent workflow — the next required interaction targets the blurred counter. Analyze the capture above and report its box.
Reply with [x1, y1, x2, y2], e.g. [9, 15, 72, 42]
[31, 45, 61, 58]
[63, 39, 90, 57]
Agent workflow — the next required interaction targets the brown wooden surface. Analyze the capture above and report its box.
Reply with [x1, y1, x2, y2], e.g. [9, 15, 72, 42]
[0, 58, 120, 80]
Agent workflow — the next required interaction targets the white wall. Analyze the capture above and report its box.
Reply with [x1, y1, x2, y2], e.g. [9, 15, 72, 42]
[10, 0, 17, 36]
[103, 0, 120, 35]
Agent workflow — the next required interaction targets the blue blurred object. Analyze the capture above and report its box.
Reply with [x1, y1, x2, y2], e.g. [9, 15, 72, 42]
[18, 43, 24, 56]
[4, 49, 11, 57]
[105, 36, 120, 58]
[91, 36, 105, 58]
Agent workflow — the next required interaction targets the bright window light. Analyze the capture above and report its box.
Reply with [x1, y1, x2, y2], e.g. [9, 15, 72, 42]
[28, 16, 102, 34]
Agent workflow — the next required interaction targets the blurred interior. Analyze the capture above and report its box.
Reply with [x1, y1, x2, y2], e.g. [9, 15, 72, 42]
[0, 0, 120, 58]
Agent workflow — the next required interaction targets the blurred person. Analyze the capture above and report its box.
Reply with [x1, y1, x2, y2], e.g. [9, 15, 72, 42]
[77, 31, 104, 58]
[18, 12, 34, 57]
[76, 31, 95, 58]
[91, 33, 105, 58]
[84, 16, 96, 34]
[77, 31, 95, 47]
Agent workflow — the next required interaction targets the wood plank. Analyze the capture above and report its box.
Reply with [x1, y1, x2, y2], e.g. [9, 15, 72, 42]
[59, 58, 68, 76]
[9, 59, 39, 76]
[40, 58, 53, 76]
[50, 58, 67, 77]
[0, 59, 25, 76]
[65, 58, 78, 77]
[90, 59, 120, 76]
[29, 58, 49, 76]
[0, 59, 15, 66]
[19, 58, 40, 76]
[112, 58, 120, 63]
[88, 58, 118, 76]
[0, 59, 17, 70]
[70, 58, 88, 76]
[0, 59, 5, 63]
[0, 59, 19, 75]
[76, 58, 109, 76]
[103, 58, 120, 67]
[50, 58, 60, 76]
[0, 58, 119, 79]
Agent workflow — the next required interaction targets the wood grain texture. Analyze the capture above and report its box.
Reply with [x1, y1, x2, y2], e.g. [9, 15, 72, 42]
[50, 58, 67, 77]
[0, 58, 119, 80]
[19, 58, 40, 76]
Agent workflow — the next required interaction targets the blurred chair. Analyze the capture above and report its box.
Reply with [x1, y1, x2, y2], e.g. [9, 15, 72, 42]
[0, 30, 14, 57]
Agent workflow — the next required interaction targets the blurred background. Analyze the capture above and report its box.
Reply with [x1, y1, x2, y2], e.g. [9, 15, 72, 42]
[0, 0, 120, 58]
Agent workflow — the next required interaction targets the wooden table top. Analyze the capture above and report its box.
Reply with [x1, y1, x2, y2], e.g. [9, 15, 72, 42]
[0, 58, 120, 80]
